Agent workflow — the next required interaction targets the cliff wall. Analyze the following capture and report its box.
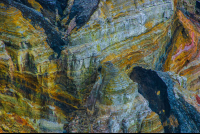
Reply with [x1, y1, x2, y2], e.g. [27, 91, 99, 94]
[1, 0, 200, 133]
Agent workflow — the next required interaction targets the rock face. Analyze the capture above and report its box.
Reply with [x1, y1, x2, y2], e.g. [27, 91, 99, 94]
[130, 67, 171, 132]
[73, 61, 164, 133]
[130, 67, 200, 133]
[91, 61, 152, 133]
[67, 0, 174, 88]
[1, 0, 200, 133]
[156, 71, 200, 133]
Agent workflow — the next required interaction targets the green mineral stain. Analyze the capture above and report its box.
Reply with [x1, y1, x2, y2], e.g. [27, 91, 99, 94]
[97, 44, 101, 52]
[101, 96, 113, 105]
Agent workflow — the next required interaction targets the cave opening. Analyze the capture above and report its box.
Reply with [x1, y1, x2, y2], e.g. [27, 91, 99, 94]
[129, 66, 171, 133]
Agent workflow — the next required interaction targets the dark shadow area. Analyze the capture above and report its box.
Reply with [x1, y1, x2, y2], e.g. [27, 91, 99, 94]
[130, 67, 200, 133]
[66, 0, 100, 29]
[129, 66, 171, 133]
[196, 0, 200, 14]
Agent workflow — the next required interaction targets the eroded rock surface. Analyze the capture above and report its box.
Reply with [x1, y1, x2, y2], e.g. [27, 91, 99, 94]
[73, 61, 163, 133]
[1, 0, 200, 133]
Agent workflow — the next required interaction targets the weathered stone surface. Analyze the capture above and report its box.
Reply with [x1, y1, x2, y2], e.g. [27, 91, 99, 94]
[156, 71, 200, 133]
[71, 61, 163, 133]
[1, 0, 200, 133]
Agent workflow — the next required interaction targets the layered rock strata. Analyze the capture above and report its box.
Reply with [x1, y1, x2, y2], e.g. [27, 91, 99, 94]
[67, 0, 174, 89]
[70, 61, 164, 133]
[1, 0, 200, 133]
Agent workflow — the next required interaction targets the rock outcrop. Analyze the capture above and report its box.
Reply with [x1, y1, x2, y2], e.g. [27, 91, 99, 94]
[1, 0, 200, 133]
[70, 61, 164, 133]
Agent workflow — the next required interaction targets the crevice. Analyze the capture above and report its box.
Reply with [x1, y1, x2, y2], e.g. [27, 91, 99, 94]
[129, 66, 171, 133]
[130, 67, 200, 132]
[2, 0, 66, 58]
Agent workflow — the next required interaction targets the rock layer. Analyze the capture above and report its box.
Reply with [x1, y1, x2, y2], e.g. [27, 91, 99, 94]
[72, 61, 164, 133]
[1, 0, 200, 133]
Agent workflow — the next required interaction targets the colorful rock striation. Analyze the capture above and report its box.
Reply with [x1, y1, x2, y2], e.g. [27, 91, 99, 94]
[1, 0, 200, 133]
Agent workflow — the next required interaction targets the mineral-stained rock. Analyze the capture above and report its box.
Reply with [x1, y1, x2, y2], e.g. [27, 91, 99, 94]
[156, 71, 200, 133]
[1, 0, 200, 133]
[0, 1, 81, 132]
[68, 0, 174, 83]
[129, 66, 200, 133]
[82, 61, 164, 133]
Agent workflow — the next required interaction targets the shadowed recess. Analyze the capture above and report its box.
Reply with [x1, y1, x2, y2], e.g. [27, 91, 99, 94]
[129, 66, 171, 133]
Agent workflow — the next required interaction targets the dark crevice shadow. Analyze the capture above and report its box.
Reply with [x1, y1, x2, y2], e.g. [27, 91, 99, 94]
[129, 67, 200, 133]
[129, 66, 171, 133]
[2, 0, 65, 58]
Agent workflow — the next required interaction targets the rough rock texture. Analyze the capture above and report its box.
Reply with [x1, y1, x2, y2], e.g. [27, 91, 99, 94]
[70, 62, 164, 133]
[67, 0, 174, 89]
[130, 66, 171, 132]
[156, 71, 200, 133]
[1, 0, 200, 133]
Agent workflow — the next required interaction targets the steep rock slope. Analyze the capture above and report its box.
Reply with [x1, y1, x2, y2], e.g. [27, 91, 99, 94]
[1, 0, 200, 133]
[69, 61, 164, 133]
